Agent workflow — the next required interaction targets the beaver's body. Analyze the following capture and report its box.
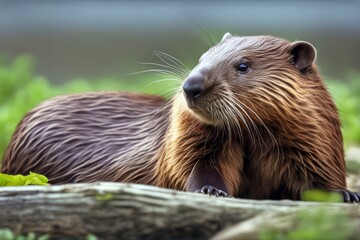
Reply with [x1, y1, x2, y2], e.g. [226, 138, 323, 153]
[2, 33, 359, 202]
[2, 93, 170, 184]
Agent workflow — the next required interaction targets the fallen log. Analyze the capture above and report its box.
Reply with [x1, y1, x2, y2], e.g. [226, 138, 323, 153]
[0, 182, 357, 239]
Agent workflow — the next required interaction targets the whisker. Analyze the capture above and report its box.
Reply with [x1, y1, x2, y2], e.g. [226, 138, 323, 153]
[225, 93, 264, 146]
[218, 93, 249, 142]
[232, 98, 266, 156]
[198, 24, 215, 46]
[173, 44, 198, 69]
[134, 76, 181, 97]
[152, 85, 180, 98]
[224, 103, 243, 143]
[154, 50, 191, 73]
[193, 29, 212, 49]
[215, 98, 234, 142]
[236, 98, 281, 161]
[136, 61, 187, 79]
[222, 95, 254, 142]
[157, 88, 181, 98]
[128, 69, 182, 78]
[190, 31, 211, 55]
[143, 78, 181, 85]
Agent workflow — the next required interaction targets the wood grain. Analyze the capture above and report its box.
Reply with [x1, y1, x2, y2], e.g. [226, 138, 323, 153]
[0, 182, 354, 239]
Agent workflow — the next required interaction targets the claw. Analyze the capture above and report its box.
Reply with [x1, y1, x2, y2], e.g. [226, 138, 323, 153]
[335, 189, 360, 203]
[195, 185, 228, 197]
[349, 192, 359, 203]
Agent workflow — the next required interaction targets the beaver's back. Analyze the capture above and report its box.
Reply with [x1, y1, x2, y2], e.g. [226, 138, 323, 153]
[1, 92, 170, 184]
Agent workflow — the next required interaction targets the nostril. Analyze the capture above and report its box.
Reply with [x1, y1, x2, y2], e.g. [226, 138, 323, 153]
[192, 90, 201, 98]
[183, 84, 203, 99]
[182, 74, 205, 100]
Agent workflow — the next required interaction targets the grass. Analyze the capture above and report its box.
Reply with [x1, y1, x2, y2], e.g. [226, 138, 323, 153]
[0, 55, 359, 162]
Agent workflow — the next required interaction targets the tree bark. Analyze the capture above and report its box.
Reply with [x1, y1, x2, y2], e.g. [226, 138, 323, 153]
[0, 182, 356, 239]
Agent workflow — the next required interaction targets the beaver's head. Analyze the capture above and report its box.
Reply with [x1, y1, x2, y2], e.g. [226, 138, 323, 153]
[181, 33, 318, 129]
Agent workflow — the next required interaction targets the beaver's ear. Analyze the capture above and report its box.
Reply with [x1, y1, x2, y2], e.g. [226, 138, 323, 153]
[289, 41, 317, 71]
[221, 32, 232, 42]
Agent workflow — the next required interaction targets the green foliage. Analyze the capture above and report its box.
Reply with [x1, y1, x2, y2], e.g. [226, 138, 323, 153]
[0, 229, 49, 240]
[346, 160, 360, 174]
[326, 78, 360, 146]
[0, 172, 48, 186]
[85, 234, 98, 240]
[260, 208, 355, 240]
[301, 190, 343, 203]
[0, 55, 56, 161]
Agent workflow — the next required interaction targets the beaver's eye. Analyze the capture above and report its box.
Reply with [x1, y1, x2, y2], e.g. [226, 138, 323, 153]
[237, 63, 249, 73]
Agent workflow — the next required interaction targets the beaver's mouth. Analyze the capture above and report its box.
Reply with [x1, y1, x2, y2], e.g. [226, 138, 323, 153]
[183, 94, 197, 109]
[183, 91, 208, 112]
[183, 92, 219, 125]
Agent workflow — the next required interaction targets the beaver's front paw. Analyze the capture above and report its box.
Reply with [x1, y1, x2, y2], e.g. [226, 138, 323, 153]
[335, 189, 360, 203]
[195, 185, 228, 197]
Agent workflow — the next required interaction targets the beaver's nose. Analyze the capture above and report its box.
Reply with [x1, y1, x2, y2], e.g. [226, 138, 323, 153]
[182, 74, 205, 99]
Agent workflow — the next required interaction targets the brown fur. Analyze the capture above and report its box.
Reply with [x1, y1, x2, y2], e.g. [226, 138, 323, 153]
[1, 34, 349, 200]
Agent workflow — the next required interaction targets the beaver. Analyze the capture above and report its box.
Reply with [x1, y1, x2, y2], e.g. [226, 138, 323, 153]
[2, 33, 359, 202]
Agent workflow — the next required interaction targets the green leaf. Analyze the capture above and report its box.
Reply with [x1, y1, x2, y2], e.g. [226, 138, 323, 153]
[0, 228, 15, 240]
[86, 234, 98, 240]
[36, 235, 49, 240]
[301, 190, 343, 203]
[0, 172, 48, 187]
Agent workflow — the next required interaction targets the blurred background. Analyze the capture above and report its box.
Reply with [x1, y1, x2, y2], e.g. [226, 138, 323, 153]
[1, 0, 360, 81]
[0, 0, 360, 159]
